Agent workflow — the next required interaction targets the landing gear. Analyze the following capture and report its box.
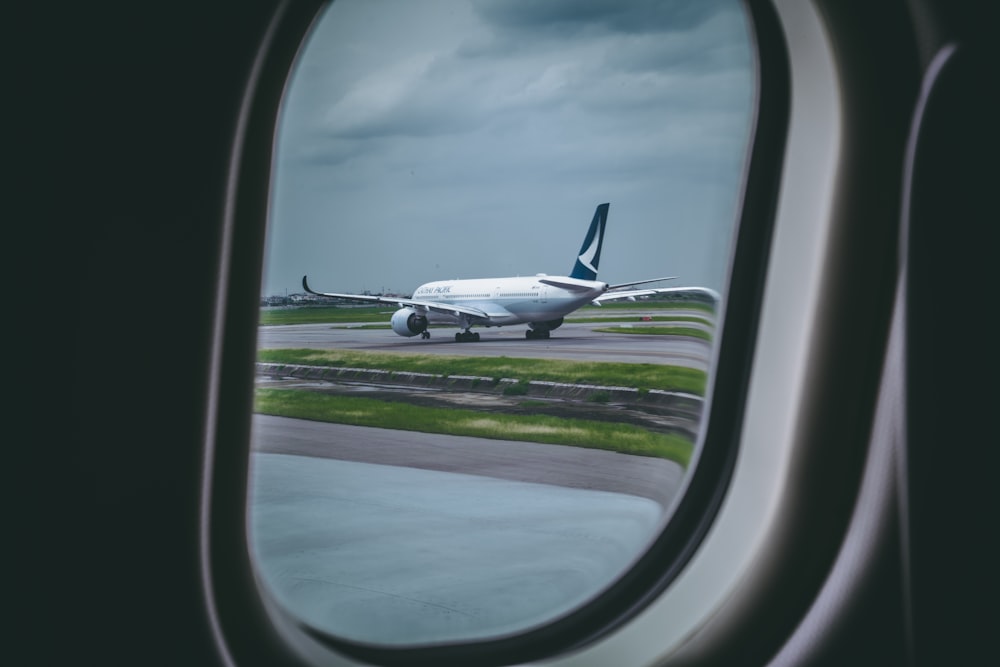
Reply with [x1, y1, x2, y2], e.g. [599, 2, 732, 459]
[421, 331, 430, 339]
[525, 329, 551, 340]
[455, 331, 480, 342]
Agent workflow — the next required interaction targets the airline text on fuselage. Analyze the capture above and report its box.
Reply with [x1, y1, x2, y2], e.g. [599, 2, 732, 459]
[416, 285, 454, 295]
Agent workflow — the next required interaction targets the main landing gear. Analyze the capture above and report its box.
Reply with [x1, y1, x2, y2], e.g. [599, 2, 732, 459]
[455, 331, 480, 342]
[525, 329, 551, 340]
[420, 331, 430, 339]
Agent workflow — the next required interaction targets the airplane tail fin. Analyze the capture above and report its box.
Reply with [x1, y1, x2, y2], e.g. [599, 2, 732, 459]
[569, 203, 609, 280]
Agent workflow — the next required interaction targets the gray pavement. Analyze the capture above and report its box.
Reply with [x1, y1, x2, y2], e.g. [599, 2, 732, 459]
[248, 319, 698, 646]
[256, 319, 714, 370]
[249, 451, 664, 645]
[252, 414, 685, 504]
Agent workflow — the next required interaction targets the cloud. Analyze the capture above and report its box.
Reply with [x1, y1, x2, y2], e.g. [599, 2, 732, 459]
[264, 0, 754, 297]
[471, 0, 724, 37]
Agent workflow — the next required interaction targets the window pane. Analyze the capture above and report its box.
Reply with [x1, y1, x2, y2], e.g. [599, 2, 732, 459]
[251, 0, 754, 647]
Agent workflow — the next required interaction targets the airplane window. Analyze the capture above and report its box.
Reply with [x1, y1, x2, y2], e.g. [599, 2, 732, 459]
[251, 0, 754, 651]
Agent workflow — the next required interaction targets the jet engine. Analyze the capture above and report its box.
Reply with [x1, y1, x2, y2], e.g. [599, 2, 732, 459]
[390, 308, 428, 337]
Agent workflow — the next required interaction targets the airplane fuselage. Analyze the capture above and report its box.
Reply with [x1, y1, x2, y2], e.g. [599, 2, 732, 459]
[414, 275, 606, 327]
[302, 203, 686, 342]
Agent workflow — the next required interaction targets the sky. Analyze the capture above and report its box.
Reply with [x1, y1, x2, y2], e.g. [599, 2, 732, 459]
[262, 0, 754, 297]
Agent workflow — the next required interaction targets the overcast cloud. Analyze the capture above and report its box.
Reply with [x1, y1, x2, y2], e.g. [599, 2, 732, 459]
[262, 0, 754, 297]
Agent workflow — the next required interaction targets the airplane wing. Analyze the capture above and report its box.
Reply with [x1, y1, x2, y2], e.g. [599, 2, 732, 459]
[593, 285, 721, 304]
[302, 276, 491, 320]
[606, 276, 678, 290]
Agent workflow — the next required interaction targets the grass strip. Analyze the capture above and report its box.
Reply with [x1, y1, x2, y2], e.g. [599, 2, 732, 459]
[257, 348, 707, 395]
[255, 388, 692, 466]
[592, 326, 713, 341]
[260, 306, 393, 325]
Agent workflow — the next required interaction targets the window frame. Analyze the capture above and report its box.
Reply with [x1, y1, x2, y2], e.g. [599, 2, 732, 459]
[202, 1, 793, 665]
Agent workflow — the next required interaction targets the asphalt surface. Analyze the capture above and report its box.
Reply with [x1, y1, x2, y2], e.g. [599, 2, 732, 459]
[252, 414, 686, 505]
[248, 317, 699, 646]
[256, 316, 714, 370]
[249, 452, 664, 645]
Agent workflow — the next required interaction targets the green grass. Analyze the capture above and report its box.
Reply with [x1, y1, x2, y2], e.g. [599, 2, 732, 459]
[502, 382, 530, 396]
[257, 348, 707, 395]
[255, 388, 693, 466]
[592, 325, 713, 341]
[259, 306, 394, 325]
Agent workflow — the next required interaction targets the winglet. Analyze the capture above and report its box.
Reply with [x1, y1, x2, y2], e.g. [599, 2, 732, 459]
[302, 275, 319, 295]
[569, 203, 609, 281]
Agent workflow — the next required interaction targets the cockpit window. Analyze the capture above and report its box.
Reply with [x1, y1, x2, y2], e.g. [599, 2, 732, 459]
[252, 0, 754, 647]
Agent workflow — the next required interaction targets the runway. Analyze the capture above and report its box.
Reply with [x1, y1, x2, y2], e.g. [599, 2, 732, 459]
[257, 316, 715, 370]
[250, 452, 665, 646]
[249, 416, 684, 646]
[252, 414, 685, 504]
[249, 316, 703, 645]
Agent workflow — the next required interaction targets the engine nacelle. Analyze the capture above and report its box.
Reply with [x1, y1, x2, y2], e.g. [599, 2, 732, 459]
[390, 308, 428, 337]
[529, 317, 564, 332]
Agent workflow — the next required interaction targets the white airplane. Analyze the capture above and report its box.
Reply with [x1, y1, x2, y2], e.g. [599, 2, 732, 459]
[303, 203, 707, 342]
